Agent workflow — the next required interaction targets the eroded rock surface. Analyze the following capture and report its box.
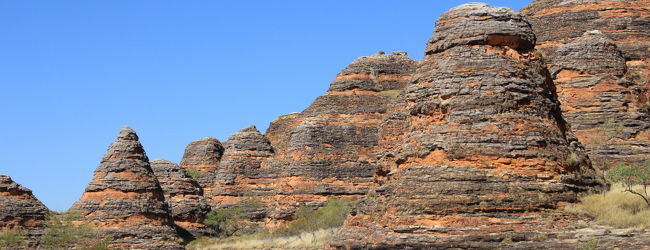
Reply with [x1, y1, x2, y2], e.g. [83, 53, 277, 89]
[70, 127, 183, 249]
[334, 3, 605, 249]
[0, 175, 48, 247]
[203, 52, 416, 226]
[179, 137, 225, 195]
[259, 52, 416, 220]
[522, 0, 650, 166]
[151, 159, 211, 237]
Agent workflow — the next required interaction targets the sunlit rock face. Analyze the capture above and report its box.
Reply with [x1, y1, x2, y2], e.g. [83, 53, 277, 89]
[334, 3, 605, 249]
[71, 127, 183, 249]
[0, 175, 49, 247]
[522, 0, 650, 166]
[179, 137, 224, 196]
[203, 52, 416, 226]
[151, 159, 211, 237]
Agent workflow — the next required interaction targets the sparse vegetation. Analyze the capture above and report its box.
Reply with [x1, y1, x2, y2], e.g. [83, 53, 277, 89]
[0, 229, 26, 247]
[378, 89, 402, 98]
[607, 161, 650, 206]
[599, 118, 625, 134]
[41, 211, 110, 249]
[566, 151, 582, 168]
[191, 197, 355, 249]
[578, 238, 599, 250]
[204, 206, 244, 237]
[204, 192, 263, 237]
[275, 197, 354, 236]
[188, 228, 337, 249]
[568, 185, 650, 228]
[186, 168, 202, 179]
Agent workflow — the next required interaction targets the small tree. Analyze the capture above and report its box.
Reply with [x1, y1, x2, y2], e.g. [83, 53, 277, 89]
[608, 161, 650, 206]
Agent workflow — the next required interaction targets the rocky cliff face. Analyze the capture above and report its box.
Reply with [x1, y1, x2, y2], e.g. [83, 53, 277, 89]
[179, 137, 225, 195]
[260, 52, 416, 220]
[150, 159, 211, 237]
[70, 127, 183, 249]
[0, 175, 48, 246]
[522, 0, 650, 166]
[334, 3, 605, 248]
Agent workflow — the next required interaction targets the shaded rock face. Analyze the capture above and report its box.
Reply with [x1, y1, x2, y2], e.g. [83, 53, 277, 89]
[334, 3, 604, 249]
[71, 127, 182, 249]
[522, 0, 650, 166]
[0, 175, 48, 246]
[150, 159, 211, 237]
[179, 137, 225, 195]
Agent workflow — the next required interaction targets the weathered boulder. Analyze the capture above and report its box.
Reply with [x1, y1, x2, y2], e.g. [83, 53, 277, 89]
[334, 3, 605, 249]
[425, 3, 536, 54]
[70, 127, 183, 249]
[0, 175, 48, 247]
[150, 159, 211, 237]
[179, 137, 224, 195]
[522, 0, 650, 166]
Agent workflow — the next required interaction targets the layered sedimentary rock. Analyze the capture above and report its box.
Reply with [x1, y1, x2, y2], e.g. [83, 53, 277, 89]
[179, 137, 224, 195]
[209, 126, 274, 202]
[334, 3, 604, 248]
[150, 159, 211, 237]
[522, 0, 650, 166]
[258, 52, 417, 220]
[0, 175, 48, 246]
[71, 127, 182, 249]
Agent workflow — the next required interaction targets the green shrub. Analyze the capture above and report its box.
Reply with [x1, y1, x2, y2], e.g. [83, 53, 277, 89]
[277, 197, 354, 236]
[204, 193, 263, 237]
[608, 161, 650, 206]
[0, 229, 25, 247]
[204, 207, 243, 237]
[186, 168, 202, 179]
[41, 211, 110, 249]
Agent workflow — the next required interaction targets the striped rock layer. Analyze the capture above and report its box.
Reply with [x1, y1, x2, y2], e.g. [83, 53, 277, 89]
[71, 127, 183, 249]
[179, 137, 224, 195]
[334, 3, 605, 249]
[522, 0, 650, 166]
[0, 175, 48, 247]
[150, 159, 211, 237]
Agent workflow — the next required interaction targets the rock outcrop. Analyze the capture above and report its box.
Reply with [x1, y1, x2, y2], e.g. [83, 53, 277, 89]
[259, 52, 416, 220]
[334, 3, 605, 248]
[70, 127, 183, 249]
[150, 159, 211, 237]
[209, 126, 274, 202]
[179, 137, 225, 195]
[522, 0, 650, 166]
[0, 175, 48, 246]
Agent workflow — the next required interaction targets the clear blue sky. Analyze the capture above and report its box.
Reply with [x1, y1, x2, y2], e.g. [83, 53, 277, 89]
[0, 1, 530, 211]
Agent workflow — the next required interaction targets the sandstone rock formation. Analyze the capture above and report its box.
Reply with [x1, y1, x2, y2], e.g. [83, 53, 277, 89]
[150, 159, 211, 237]
[334, 3, 605, 248]
[70, 127, 183, 249]
[522, 0, 650, 166]
[179, 137, 224, 195]
[208, 126, 274, 202]
[0, 175, 48, 246]
[259, 52, 416, 220]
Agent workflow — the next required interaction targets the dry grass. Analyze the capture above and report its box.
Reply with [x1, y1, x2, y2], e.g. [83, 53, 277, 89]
[187, 228, 337, 250]
[378, 89, 401, 98]
[567, 185, 650, 229]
